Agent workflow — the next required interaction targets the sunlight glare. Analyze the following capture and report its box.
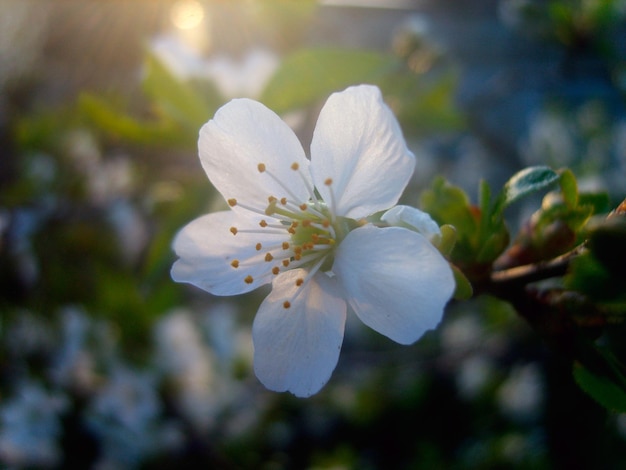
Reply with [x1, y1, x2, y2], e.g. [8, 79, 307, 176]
[170, 0, 205, 30]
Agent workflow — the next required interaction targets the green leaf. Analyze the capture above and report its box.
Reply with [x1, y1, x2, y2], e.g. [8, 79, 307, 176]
[389, 71, 464, 133]
[436, 224, 457, 257]
[451, 264, 473, 300]
[559, 168, 578, 208]
[420, 177, 478, 236]
[260, 48, 400, 113]
[578, 192, 611, 215]
[573, 361, 626, 412]
[78, 94, 192, 147]
[142, 52, 213, 129]
[492, 166, 560, 218]
[476, 229, 510, 263]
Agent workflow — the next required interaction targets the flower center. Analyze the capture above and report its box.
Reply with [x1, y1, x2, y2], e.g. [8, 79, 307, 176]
[227, 161, 355, 298]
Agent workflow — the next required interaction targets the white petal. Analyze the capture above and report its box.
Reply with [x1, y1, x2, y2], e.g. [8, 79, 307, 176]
[333, 225, 454, 345]
[199, 99, 313, 214]
[171, 211, 289, 295]
[381, 205, 441, 240]
[252, 270, 347, 397]
[310, 85, 415, 219]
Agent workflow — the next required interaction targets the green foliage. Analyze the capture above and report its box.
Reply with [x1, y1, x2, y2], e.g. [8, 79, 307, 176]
[260, 47, 463, 134]
[142, 52, 218, 130]
[573, 360, 626, 413]
[379, 68, 465, 133]
[495, 168, 607, 268]
[422, 167, 561, 276]
[78, 93, 192, 147]
[491, 166, 560, 219]
[261, 48, 400, 113]
[566, 216, 626, 307]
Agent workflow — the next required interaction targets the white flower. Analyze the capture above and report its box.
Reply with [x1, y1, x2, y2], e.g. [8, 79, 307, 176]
[204, 48, 280, 99]
[172, 85, 455, 397]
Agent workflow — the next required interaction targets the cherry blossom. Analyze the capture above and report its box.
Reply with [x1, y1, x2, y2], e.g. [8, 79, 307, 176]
[172, 85, 455, 397]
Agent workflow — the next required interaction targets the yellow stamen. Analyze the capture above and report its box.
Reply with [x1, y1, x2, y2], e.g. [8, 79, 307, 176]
[272, 266, 280, 275]
[283, 301, 291, 309]
[258, 163, 266, 173]
[230, 260, 239, 268]
[324, 178, 333, 186]
[296, 278, 304, 286]
[265, 253, 274, 262]
[230, 227, 238, 235]
[244, 275, 254, 284]
[255, 243, 262, 251]
[227, 198, 237, 207]
[291, 162, 299, 170]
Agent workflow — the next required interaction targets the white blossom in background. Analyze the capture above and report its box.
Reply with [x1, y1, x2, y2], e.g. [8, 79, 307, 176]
[0, 380, 68, 468]
[86, 365, 174, 469]
[497, 363, 544, 421]
[49, 307, 97, 391]
[150, 33, 211, 81]
[154, 309, 222, 430]
[203, 47, 279, 99]
[150, 34, 279, 99]
[172, 84, 455, 397]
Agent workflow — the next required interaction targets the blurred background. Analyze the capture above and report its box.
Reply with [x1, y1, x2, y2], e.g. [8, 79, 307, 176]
[1, 0, 626, 468]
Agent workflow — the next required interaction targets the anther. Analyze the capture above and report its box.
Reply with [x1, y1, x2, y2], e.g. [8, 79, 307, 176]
[282, 242, 290, 250]
[228, 198, 237, 207]
[244, 275, 254, 284]
[291, 162, 299, 170]
[280, 197, 287, 205]
[283, 301, 291, 309]
[322, 220, 330, 228]
[296, 278, 304, 286]
[282, 259, 290, 267]
[258, 163, 266, 173]
[299, 203, 308, 211]
[264, 253, 274, 262]
[272, 266, 280, 275]
[324, 178, 333, 186]
[288, 227, 296, 234]
[302, 220, 312, 227]
[255, 243, 262, 251]
[259, 220, 268, 227]
[230, 260, 240, 268]
[230, 227, 238, 235]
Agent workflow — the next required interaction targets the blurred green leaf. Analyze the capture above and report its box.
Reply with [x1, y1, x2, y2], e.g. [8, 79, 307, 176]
[452, 264, 473, 300]
[559, 168, 578, 208]
[260, 48, 400, 113]
[384, 70, 464, 133]
[491, 166, 560, 218]
[437, 224, 457, 257]
[578, 192, 611, 214]
[420, 177, 478, 237]
[142, 52, 214, 129]
[573, 361, 626, 412]
[78, 93, 193, 147]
